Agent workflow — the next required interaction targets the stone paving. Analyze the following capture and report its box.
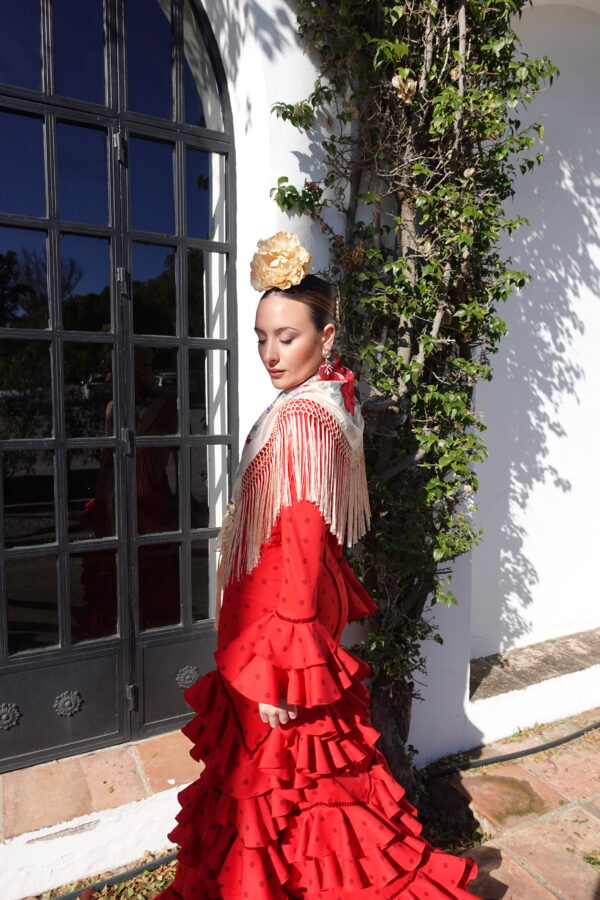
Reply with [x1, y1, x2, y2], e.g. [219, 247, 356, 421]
[457, 707, 600, 900]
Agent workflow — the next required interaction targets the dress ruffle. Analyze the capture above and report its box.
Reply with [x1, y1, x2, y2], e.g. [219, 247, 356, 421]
[214, 608, 372, 708]
[162, 663, 478, 900]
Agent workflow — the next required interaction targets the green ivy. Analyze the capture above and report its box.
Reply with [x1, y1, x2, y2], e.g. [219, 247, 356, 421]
[270, 0, 558, 748]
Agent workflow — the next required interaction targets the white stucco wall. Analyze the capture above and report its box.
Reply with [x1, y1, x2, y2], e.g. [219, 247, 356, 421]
[205, 0, 600, 762]
[469, 0, 600, 658]
[410, 0, 600, 763]
[203, 0, 326, 445]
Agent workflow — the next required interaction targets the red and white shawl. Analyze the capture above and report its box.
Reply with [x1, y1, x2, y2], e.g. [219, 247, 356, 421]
[214, 354, 371, 627]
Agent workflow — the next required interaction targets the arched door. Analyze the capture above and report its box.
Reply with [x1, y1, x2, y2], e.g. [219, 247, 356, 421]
[0, 0, 236, 771]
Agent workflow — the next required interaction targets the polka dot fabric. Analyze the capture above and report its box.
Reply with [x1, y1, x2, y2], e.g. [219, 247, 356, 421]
[156, 496, 480, 899]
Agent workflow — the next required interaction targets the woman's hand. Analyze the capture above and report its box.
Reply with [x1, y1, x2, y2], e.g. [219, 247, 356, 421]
[258, 699, 298, 728]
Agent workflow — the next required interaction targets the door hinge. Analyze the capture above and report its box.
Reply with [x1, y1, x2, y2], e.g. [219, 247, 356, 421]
[126, 683, 139, 712]
[116, 266, 129, 297]
[120, 426, 134, 457]
[112, 131, 126, 164]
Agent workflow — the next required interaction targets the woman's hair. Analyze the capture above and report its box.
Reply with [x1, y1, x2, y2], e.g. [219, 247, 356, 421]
[261, 274, 336, 332]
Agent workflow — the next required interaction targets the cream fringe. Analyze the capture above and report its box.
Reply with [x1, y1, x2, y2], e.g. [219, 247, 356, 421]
[214, 399, 370, 631]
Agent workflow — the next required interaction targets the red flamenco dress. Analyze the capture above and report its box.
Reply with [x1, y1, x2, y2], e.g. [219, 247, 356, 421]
[158, 421, 479, 898]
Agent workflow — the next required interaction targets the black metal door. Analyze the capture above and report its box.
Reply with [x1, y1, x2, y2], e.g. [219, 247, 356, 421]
[0, 0, 235, 772]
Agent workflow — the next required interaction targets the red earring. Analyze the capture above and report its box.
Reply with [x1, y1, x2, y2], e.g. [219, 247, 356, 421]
[319, 349, 335, 378]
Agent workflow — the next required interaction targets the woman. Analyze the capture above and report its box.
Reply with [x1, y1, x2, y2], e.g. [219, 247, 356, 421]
[158, 233, 479, 899]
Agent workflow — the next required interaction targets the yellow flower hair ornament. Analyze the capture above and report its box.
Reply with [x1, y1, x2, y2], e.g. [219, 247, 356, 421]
[250, 231, 312, 292]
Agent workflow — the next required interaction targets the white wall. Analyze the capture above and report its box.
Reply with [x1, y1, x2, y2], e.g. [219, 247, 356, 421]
[410, 1, 600, 762]
[470, 0, 600, 657]
[205, 0, 600, 760]
[203, 0, 327, 445]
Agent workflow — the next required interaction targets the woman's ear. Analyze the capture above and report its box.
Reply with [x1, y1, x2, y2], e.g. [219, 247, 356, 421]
[322, 322, 336, 353]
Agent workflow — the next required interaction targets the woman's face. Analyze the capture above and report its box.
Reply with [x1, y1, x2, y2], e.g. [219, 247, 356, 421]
[254, 292, 335, 391]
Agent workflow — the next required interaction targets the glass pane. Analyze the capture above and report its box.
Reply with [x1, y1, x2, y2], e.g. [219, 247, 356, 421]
[0, 227, 48, 328]
[64, 342, 113, 438]
[57, 122, 108, 225]
[0, 339, 52, 439]
[188, 249, 227, 338]
[54, 0, 105, 104]
[61, 234, 111, 331]
[7, 555, 59, 654]
[126, 0, 172, 119]
[134, 346, 178, 435]
[138, 542, 180, 630]
[67, 447, 116, 540]
[130, 137, 174, 234]
[132, 243, 176, 335]
[0, 0, 41, 91]
[135, 445, 179, 534]
[182, 1, 223, 130]
[191, 539, 209, 621]
[186, 149, 225, 241]
[0, 110, 45, 217]
[191, 443, 228, 528]
[189, 349, 227, 435]
[70, 549, 118, 642]
[3, 450, 55, 548]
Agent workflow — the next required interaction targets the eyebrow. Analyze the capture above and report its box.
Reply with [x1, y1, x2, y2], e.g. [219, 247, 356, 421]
[253, 326, 300, 335]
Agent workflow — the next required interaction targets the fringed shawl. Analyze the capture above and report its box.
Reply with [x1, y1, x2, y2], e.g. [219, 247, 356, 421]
[214, 363, 371, 628]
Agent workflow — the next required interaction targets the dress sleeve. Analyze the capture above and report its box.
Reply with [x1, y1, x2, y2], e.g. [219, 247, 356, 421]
[214, 415, 371, 709]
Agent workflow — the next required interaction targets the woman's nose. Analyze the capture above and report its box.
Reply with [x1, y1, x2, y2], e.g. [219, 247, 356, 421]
[265, 343, 279, 364]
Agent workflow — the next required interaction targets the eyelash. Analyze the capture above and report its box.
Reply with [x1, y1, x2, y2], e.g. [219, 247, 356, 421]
[257, 338, 293, 345]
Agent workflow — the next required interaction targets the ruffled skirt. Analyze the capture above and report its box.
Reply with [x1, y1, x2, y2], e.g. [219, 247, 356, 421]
[156, 657, 479, 899]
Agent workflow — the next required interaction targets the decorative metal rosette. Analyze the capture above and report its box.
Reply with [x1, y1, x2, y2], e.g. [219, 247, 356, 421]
[53, 690, 83, 717]
[175, 665, 200, 690]
[0, 702, 22, 731]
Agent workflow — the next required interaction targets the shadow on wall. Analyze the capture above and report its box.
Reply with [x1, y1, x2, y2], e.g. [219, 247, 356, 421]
[469, 3, 600, 659]
[206, 0, 298, 131]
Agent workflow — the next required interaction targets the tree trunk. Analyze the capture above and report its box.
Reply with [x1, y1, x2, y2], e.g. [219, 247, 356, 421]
[370, 677, 420, 805]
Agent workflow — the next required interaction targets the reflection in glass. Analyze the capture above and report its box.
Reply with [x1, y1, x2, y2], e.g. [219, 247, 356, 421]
[187, 249, 205, 337]
[138, 542, 180, 630]
[64, 343, 113, 438]
[0, 227, 48, 328]
[135, 445, 179, 535]
[3, 450, 55, 548]
[190, 443, 228, 528]
[57, 123, 108, 224]
[132, 243, 176, 335]
[54, 0, 105, 104]
[70, 549, 118, 642]
[68, 447, 116, 540]
[7, 555, 59, 654]
[0, 0, 41, 91]
[0, 111, 45, 218]
[126, 0, 172, 120]
[130, 137, 174, 234]
[186, 149, 225, 241]
[187, 249, 227, 339]
[183, 1, 223, 130]
[0, 339, 52, 439]
[61, 234, 111, 331]
[133, 346, 178, 436]
[189, 349, 227, 435]
[191, 540, 209, 621]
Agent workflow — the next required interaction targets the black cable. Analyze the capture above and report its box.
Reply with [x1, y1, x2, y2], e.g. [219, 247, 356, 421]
[425, 718, 600, 780]
[48, 850, 178, 900]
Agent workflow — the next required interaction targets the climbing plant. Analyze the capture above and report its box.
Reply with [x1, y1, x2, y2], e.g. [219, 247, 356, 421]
[271, 0, 558, 785]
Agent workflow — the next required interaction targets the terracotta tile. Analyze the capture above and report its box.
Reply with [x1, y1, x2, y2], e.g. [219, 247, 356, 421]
[453, 764, 565, 834]
[522, 739, 600, 801]
[4, 757, 92, 838]
[134, 730, 204, 794]
[79, 745, 147, 811]
[582, 797, 600, 820]
[466, 843, 558, 900]
[502, 805, 600, 898]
